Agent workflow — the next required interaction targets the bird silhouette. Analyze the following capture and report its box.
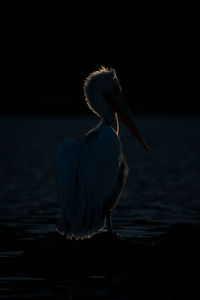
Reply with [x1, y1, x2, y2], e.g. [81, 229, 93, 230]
[56, 67, 149, 239]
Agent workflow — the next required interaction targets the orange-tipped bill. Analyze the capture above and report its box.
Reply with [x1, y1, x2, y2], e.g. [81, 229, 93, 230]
[104, 94, 150, 152]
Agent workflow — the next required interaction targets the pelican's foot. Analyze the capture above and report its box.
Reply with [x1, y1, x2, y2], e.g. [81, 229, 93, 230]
[106, 210, 113, 233]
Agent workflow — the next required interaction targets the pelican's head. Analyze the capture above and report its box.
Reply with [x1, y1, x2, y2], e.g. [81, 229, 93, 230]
[84, 66, 121, 118]
[84, 66, 149, 152]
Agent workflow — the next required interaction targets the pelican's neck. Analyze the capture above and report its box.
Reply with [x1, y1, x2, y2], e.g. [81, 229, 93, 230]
[87, 113, 119, 137]
[102, 112, 119, 135]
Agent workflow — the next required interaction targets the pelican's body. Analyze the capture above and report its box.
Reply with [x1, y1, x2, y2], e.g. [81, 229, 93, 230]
[56, 67, 149, 239]
[56, 122, 128, 238]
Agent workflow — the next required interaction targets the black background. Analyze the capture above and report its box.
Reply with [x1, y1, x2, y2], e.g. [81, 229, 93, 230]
[1, 4, 198, 115]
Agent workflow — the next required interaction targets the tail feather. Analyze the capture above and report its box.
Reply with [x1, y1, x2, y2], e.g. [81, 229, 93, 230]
[56, 215, 105, 240]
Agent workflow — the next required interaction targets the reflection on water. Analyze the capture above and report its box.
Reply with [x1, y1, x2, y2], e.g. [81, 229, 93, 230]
[0, 115, 200, 298]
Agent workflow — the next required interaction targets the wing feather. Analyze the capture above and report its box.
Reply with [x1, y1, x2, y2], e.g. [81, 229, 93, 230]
[56, 126, 122, 238]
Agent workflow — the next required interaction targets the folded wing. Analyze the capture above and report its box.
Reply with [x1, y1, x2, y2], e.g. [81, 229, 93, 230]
[56, 126, 122, 238]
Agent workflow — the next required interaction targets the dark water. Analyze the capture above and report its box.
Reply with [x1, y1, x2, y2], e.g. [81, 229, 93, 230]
[0, 115, 200, 298]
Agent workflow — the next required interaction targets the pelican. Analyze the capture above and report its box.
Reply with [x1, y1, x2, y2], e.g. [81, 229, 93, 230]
[56, 67, 149, 239]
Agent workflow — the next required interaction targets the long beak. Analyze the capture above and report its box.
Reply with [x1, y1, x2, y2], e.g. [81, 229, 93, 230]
[104, 93, 150, 152]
